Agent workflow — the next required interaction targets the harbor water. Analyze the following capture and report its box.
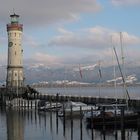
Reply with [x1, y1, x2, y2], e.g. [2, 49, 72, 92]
[0, 86, 140, 140]
[36, 86, 140, 99]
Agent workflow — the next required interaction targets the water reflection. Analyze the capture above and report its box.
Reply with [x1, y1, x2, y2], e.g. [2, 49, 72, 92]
[6, 109, 24, 140]
[0, 108, 138, 140]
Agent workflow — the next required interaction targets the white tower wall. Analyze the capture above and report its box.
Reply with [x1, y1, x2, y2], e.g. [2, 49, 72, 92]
[6, 14, 24, 87]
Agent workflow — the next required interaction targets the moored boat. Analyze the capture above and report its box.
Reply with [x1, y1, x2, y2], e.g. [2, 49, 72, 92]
[58, 101, 97, 117]
[85, 104, 139, 129]
[38, 102, 62, 111]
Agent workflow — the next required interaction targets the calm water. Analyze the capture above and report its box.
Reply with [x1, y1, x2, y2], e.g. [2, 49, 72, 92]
[0, 107, 139, 140]
[0, 87, 140, 140]
[37, 86, 140, 99]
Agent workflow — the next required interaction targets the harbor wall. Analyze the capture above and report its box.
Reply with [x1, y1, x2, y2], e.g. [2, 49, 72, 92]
[27, 92, 140, 109]
[1, 87, 140, 110]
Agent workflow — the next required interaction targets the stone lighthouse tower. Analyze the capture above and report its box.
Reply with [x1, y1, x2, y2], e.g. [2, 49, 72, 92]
[6, 14, 24, 88]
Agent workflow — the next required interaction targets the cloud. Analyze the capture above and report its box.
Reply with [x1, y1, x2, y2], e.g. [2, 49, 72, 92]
[33, 52, 59, 63]
[49, 26, 140, 49]
[111, 0, 140, 6]
[23, 34, 41, 48]
[0, 0, 101, 26]
[111, 32, 140, 46]
[24, 52, 64, 68]
[48, 26, 140, 67]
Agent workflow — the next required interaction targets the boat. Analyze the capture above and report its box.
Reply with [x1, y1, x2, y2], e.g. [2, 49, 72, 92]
[86, 103, 139, 129]
[38, 102, 62, 111]
[85, 32, 139, 129]
[58, 101, 98, 117]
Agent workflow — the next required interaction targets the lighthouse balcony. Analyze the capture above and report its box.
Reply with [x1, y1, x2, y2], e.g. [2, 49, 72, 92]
[7, 24, 23, 31]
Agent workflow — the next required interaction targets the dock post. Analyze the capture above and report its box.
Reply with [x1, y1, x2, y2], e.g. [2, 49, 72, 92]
[21, 98, 23, 108]
[91, 107, 94, 140]
[70, 105, 73, 140]
[35, 100, 36, 110]
[138, 116, 140, 140]
[80, 106, 83, 140]
[50, 106, 53, 133]
[19, 98, 21, 108]
[56, 107, 59, 134]
[102, 106, 106, 140]
[27, 99, 29, 109]
[56, 93, 59, 134]
[31, 100, 32, 109]
[121, 107, 125, 140]
[63, 103, 66, 136]
[114, 107, 118, 140]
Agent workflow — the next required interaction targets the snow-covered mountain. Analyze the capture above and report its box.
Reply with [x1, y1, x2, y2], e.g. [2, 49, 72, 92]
[32, 80, 93, 87]
[0, 64, 140, 85]
[107, 74, 137, 85]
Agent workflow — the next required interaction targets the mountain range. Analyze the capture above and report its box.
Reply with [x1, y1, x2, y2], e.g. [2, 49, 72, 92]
[0, 64, 139, 86]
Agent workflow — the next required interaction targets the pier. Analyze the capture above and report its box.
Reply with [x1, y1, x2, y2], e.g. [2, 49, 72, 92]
[1, 86, 140, 110]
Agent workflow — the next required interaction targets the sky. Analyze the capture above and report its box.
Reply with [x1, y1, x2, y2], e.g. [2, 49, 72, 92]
[0, 0, 140, 69]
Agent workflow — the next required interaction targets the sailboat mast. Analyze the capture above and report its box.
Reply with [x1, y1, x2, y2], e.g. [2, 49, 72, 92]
[98, 60, 102, 98]
[113, 47, 130, 100]
[119, 32, 130, 105]
[111, 36, 117, 101]
[120, 32, 125, 72]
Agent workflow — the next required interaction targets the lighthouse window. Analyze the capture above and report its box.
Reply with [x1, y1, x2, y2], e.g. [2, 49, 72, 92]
[15, 73, 17, 76]
[15, 33, 16, 37]
[15, 51, 16, 55]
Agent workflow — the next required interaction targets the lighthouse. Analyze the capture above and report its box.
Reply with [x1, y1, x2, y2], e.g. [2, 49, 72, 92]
[6, 14, 24, 88]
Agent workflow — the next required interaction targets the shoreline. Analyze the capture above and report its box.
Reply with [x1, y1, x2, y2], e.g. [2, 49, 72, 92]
[31, 83, 140, 88]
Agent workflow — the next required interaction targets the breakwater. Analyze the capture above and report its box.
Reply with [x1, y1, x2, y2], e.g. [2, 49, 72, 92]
[27, 93, 140, 109]
[1, 86, 140, 109]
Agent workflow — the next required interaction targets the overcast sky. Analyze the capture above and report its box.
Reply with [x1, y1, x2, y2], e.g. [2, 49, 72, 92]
[0, 0, 140, 68]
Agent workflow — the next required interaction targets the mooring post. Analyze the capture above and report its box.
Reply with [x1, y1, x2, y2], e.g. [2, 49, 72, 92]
[114, 106, 118, 140]
[102, 106, 105, 129]
[44, 111, 47, 131]
[30, 109, 33, 124]
[31, 100, 33, 109]
[80, 106, 83, 140]
[121, 107, 125, 140]
[91, 107, 94, 140]
[63, 103, 66, 136]
[138, 116, 140, 140]
[70, 105, 73, 140]
[21, 98, 23, 108]
[55, 93, 59, 134]
[56, 107, 59, 134]
[102, 106, 106, 140]
[35, 100, 37, 110]
[34, 109, 37, 124]
[27, 99, 29, 109]
[24, 99, 26, 109]
[19, 98, 20, 108]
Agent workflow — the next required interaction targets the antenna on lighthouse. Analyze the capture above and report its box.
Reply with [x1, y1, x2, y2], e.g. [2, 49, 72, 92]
[13, 8, 15, 14]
